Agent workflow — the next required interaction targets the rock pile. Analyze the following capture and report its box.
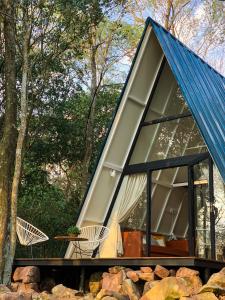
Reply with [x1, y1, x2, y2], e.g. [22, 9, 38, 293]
[93, 265, 219, 300]
[0, 266, 40, 300]
[0, 266, 93, 300]
[0, 265, 225, 299]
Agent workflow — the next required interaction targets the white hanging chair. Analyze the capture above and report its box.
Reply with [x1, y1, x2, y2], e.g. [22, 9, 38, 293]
[72, 225, 109, 258]
[16, 217, 49, 246]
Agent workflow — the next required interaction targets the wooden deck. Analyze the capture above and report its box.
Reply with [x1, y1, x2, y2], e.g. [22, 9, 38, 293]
[14, 257, 225, 288]
[14, 257, 225, 269]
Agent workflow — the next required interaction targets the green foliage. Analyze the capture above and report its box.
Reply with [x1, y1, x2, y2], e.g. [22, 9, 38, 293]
[9, 0, 133, 259]
[67, 225, 81, 235]
[26, 85, 120, 190]
[16, 164, 79, 258]
[0, 0, 222, 264]
[16, 85, 120, 257]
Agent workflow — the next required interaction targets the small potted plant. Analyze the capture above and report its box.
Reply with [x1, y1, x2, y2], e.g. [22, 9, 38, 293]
[67, 225, 81, 237]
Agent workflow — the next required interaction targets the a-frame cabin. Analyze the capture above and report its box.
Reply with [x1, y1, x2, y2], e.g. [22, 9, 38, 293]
[66, 17, 225, 261]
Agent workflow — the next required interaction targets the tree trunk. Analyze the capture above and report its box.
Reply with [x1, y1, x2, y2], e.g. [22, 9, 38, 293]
[0, 0, 17, 284]
[80, 43, 98, 197]
[165, 0, 173, 30]
[9, 24, 30, 281]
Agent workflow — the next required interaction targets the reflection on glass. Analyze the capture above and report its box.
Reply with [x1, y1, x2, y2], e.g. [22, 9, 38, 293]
[146, 117, 207, 162]
[152, 167, 188, 239]
[129, 85, 208, 165]
[194, 160, 211, 259]
[146, 87, 190, 120]
[120, 174, 147, 257]
[213, 166, 225, 261]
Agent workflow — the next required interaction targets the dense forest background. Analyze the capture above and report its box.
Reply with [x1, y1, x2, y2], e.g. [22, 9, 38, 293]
[0, 0, 224, 262]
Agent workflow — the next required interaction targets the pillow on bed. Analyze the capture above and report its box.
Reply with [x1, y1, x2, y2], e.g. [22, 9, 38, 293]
[142, 234, 166, 247]
[151, 234, 166, 247]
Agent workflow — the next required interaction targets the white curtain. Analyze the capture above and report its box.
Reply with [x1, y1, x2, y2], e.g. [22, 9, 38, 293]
[100, 174, 147, 257]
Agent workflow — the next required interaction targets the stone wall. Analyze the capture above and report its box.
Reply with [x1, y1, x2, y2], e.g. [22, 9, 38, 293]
[1, 265, 225, 299]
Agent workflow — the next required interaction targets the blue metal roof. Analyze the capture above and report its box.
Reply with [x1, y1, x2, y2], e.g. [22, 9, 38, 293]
[148, 18, 225, 182]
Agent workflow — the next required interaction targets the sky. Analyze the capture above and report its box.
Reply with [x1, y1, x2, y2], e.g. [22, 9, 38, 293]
[121, 0, 225, 76]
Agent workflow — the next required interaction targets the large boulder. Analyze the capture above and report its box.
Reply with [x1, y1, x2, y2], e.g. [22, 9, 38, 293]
[96, 289, 128, 300]
[176, 267, 202, 295]
[140, 268, 153, 274]
[140, 277, 192, 300]
[176, 268, 199, 278]
[17, 283, 39, 294]
[138, 272, 154, 282]
[108, 267, 125, 275]
[126, 271, 139, 283]
[154, 265, 170, 279]
[142, 281, 160, 295]
[13, 267, 40, 284]
[51, 284, 79, 299]
[102, 271, 126, 292]
[180, 292, 218, 300]
[121, 279, 140, 300]
[184, 276, 202, 296]
[199, 267, 225, 295]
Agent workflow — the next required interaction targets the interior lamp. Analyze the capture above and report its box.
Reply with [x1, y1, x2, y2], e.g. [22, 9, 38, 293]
[110, 169, 116, 177]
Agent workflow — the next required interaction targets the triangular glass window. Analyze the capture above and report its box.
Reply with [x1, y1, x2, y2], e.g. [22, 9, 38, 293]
[129, 62, 207, 165]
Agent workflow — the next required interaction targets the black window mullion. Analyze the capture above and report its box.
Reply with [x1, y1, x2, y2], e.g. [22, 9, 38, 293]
[146, 170, 152, 257]
[188, 165, 195, 256]
[124, 152, 209, 175]
[142, 112, 192, 127]
[209, 157, 216, 259]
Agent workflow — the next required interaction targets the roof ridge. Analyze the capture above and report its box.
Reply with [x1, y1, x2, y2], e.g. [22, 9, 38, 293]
[146, 17, 225, 80]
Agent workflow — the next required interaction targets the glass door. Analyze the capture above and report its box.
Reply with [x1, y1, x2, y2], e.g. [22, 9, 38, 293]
[121, 151, 215, 258]
[190, 158, 216, 259]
